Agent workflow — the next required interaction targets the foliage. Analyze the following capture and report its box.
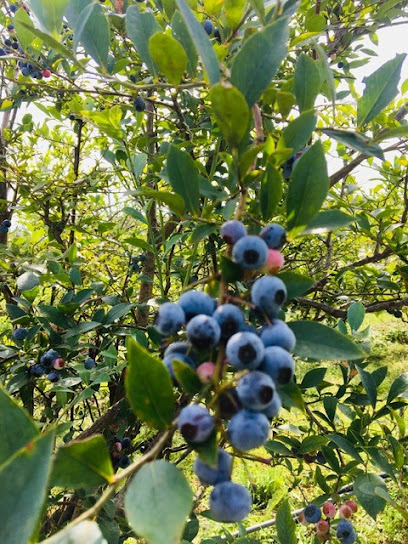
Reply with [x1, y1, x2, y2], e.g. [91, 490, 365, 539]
[0, 0, 407, 543]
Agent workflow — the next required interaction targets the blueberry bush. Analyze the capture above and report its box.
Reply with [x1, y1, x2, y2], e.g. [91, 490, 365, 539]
[0, 1, 407, 543]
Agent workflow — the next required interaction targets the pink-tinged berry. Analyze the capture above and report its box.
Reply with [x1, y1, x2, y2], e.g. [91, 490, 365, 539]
[345, 500, 358, 513]
[114, 441, 122, 452]
[316, 532, 330, 542]
[112, 451, 121, 459]
[339, 504, 353, 519]
[322, 502, 336, 518]
[53, 358, 65, 370]
[196, 362, 216, 383]
[263, 249, 285, 274]
[42, 69, 51, 78]
[316, 520, 330, 534]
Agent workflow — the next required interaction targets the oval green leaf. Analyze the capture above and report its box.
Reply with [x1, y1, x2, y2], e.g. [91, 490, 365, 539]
[149, 32, 187, 85]
[125, 460, 193, 544]
[126, 6, 161, 76]
[209, 84, 250, 147]
[167, 145, 200, 214]
[125, 337, 175, 429]
[40, 521, 108, 544]
[288, 320, 366, 360]
[294, 53, 322, 112]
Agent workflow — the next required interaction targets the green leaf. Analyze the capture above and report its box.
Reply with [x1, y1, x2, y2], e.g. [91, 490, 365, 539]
[300, 367, 327, 389]
[357, 54, 407, 127]
[302, 210, 356, 234]
[51, 435, 115, 489]
[321, 128, 385, 159]
[65, 0, 110, 68]
[209, 84, 250, 147]
[288, 321, 366, 360]
[40, 521, 108, 544]
[64, 321, 101, 338]
[374, 125, 408, 142]
[173, 359, 203, 394]
[286, 141, 330, 237]
[126, 6, 161, 76]
[220, 256, 244, 282]
[224, 0, 245, 28]
[327, 433, 363, 463]
[277, 111, 317, 158]
[354, 473, 387, 520]
[356, 365, 377, 408]
[0, 386, 38, 466]
[276, 272, 314, 300]
[125, 337, 175, 429]
[167, 145, 200, 213]
[132, 188, 186, 217]
[230, 17, 289, 107]
[260, 166, 283, 221]
[125, 460, 193, 544]
[348, 301, 365, 331]
[149, 32, 187, 85]
[365, 447, 395, 477]
[387, 372, 408, 403]
[105, 303, 135, 324]
[175, 0, 220, 85]
[276, 499, 297, 544]
[298, 435, 328, 454]
[14, 8, 36, 50]
[315, 43, 335, 110]
[294, 54, 322, 112]
[29, 0, 69, 36]
[323, 396, 337, 422]
[193, 429, 218, 466]
[0, 432, 54, 544]
[171, 11, 198, 76]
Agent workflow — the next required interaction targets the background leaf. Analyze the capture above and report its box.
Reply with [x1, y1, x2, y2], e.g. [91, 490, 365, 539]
[260, 166, 284, 221]
[294, 53, 322, 111]
[288, 321, 365, 360]
[357, 54, 406, 126]
[30, 0, 69, 36]
[276, 499, 297, 544]
[277, 111, 317, 157]
[167, 145, 200, 213]
[322, 128, 385, 159]
[149, 32, 187, 85]
[125, 460, 193, 544]
[41, 521, 108, 544]
[209, 84, 250, 147]
[302, 210, 356, 234]
[126, 6, 160, 75]
[354, 473, 387, 520]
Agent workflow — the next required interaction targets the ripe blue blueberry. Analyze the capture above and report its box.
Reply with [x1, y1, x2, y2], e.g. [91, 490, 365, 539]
[226, 332, 265, 370]
[178, 290, 215, 321]
[186, 314, 221, 349]
[30, 363, 46, 377]
[220, 220, 247, 245]
[210, 482, 252, 522]
[232, 235, 269, 270]
[121, 437, 131, 449]
[0, 48, 6, 56]
[119, 455, 131, 468]
[9, 4, 18, 13]
[303, 504, 321, 523]
[259, 346, 295, 386]
[154, 302, 185, 336]
[12, 327, 28, 341]
[163, 352, 195, 378]
[214, 28, 221, 43]
[203, 19, 214, 35]
[7, 24, 14, 31]
[134, 96, 146, 112]
[227, 409, 270, 451]
[193, 448, 232, 485]
[217, 388, 242, 419]
[48, 370, 61, 383]
[260, 319, 296, 352]
[164, 341, 191, 358]
[263, 391, 282, 420]
[237, 371, 276, 411]
[178, 404, 214, 444]
[251, 276, 287, 317]
[213, 304, 245, 341]
[259, 223, 286, 250]
[84, 357, 96, 370]
[336, 520, 356, 543]
[0, 226, 8, 233]
[2, 219, 11, 227]
[40, 349, 60, 367]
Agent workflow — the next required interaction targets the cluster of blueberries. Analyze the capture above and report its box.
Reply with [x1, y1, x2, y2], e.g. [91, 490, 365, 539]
[130, 253, 146, 273]
[0, 219, 11, 234]
[25, 347, 96, 382]
[18, 60, 51, 80]
[111, 436, 132, 469]
[299, 501, 358, 543]
[203, 19, 221, 43]
[153, 221, 296, 522]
